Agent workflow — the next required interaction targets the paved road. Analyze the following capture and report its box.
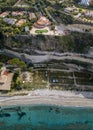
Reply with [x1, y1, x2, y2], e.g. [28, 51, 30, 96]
[56, 24, 93, 34]
[14, 0, 21, 6]
[2, 49, 93, 65]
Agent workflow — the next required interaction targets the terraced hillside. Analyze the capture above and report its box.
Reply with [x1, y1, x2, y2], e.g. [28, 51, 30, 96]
[32, 59, 93, 91]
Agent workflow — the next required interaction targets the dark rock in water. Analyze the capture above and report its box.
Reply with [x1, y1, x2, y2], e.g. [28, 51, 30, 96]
[0, 113, 11, 118]
[17, 106, 26, 120]
[4, 113, 11, 117]
[2, 106, 21, 112]
[49, 107, 53, 112]
[0, 114, 4, 117]
[17, 106, 21, 111]
[84, 120, 93, 124]
[18, 112, 26, 120]
[55, 108, 60, 114]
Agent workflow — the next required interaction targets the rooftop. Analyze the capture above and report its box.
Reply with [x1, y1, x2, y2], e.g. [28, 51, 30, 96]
[29, 12, 36, 20]
[0, 70, 13, 91]
[12, 11, 24, 16]
[3, 18, 17, 25]
[16, 19, 26, 26]
[34, 16, 51, 28]
[0, 12, 9, 18]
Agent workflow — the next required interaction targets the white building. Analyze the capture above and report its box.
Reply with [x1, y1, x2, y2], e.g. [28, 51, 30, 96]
[80, 0, 90, 6]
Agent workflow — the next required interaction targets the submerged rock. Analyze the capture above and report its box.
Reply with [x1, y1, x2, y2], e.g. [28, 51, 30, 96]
[18, 112, 26, 120]
[0, 113, 11, 118]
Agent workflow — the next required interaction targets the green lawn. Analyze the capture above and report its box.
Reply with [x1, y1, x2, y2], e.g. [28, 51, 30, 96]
[35, 29, 48, 34]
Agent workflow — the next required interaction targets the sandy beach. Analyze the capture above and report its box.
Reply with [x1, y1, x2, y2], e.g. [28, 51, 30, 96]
[0, 89, 93, 107]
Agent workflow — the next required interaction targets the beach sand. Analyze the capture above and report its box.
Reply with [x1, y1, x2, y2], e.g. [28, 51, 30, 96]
[0, 89, 93, 107]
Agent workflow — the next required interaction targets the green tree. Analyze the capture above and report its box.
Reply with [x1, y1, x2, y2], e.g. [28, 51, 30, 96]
[9, 58, 20, 66]
[19, 61, 26, 70]
[9, 58, 26, 70]
[0, 62, 3, 69]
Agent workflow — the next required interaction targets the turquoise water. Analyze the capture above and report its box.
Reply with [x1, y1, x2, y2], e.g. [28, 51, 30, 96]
[0, 104, 93, 130]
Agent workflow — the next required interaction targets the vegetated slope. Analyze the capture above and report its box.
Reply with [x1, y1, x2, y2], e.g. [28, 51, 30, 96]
[2, 32, 93, 54]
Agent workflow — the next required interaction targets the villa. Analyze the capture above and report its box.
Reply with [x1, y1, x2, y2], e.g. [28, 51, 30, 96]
[3, 18, 17, 25]
[12, 11, 24, 16]
[34, 16, 51, 28]
[29, 12, 36, 20]
[16, 19, 26, 26]
[0, 12, 9, 18]
[0, 69, 13, 91]
[64, 7, 77, 14]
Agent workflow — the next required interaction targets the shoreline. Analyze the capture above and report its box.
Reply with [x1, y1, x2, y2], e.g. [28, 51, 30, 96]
[0, 89, 93, 107]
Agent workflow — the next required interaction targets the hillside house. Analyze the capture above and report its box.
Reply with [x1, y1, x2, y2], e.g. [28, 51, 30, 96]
[34, 16, 51, 28]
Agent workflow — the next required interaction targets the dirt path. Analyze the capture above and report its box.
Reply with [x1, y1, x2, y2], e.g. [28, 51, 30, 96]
[14, 0, 21, 6]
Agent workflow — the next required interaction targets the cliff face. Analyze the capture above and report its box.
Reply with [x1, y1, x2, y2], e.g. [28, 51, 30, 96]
[2, 32, 93, 53]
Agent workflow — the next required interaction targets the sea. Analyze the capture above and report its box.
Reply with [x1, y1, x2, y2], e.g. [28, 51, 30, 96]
[0, 104, 93, 130]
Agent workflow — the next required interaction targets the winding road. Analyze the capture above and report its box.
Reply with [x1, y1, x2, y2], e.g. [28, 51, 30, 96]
[1, 49, 93, 65]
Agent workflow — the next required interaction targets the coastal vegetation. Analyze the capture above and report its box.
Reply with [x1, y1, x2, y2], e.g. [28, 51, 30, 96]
[10, 62, 93, 92]
[8, 58, 26, 70]
[2, 32, 93, 53]
[0, 53, 93, 92]
[11, 69, 47, 91]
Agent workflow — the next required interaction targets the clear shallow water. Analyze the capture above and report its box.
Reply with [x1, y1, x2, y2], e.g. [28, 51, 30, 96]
[0, 104, 93, 130]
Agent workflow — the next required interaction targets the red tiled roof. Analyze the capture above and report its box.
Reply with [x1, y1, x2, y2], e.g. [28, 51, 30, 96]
[34, 16, 51, 28]
[3, 71, 9, 76]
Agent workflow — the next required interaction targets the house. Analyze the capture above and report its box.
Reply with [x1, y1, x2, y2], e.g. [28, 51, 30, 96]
[12, 11, 24, 16]
[64, 7, 73, 14]
[0, 12, 9, 18]
[64, 7, 77, 14]
[29, 12, 36, 20]
[16, 19, 26, 26]
[84, 10, 93, 17]
[0, 69, 13, 91]
[3, 18, 17, 25]
[34, 16, 51, 28]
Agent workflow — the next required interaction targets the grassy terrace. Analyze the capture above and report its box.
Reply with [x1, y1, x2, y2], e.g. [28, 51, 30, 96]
[10, 66, 93, 92]
[24, 70, 47, 90]
[0, 53, 93, 92]
[26, 60, 93, 91]
[49, 70, 93, 91]
[11, 70, 48, 92]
